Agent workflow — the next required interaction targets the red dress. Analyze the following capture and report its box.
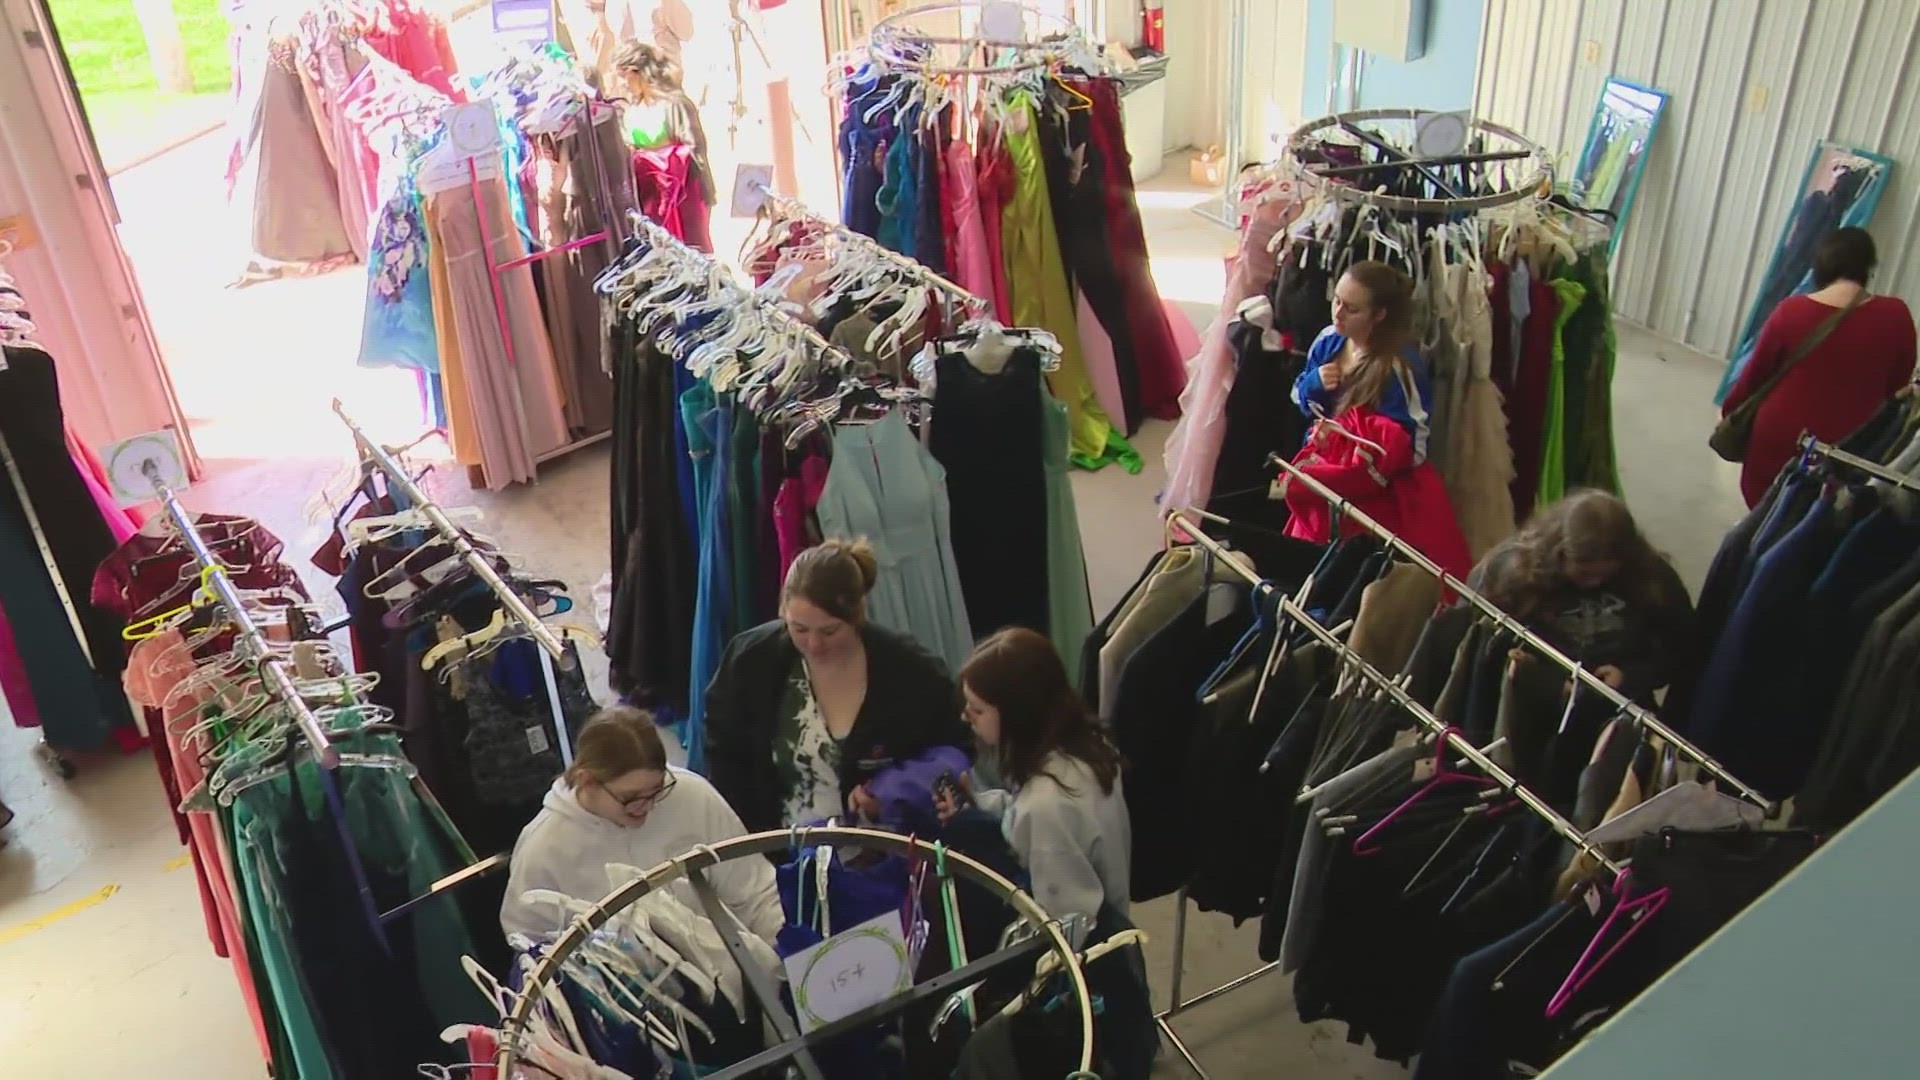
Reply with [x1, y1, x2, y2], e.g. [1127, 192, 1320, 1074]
[1723, 294, 1917, 507]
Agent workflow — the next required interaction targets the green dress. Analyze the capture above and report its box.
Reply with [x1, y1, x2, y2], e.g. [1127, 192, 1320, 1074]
[1042, 385, 1094, 679]
[1535, 277, 1588, 507]
[999, 94, 1134, 469]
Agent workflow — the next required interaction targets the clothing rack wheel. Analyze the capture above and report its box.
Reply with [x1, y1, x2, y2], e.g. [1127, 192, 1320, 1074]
[1285, 108, 1554, 214]
[493, 826, 1096, 1078]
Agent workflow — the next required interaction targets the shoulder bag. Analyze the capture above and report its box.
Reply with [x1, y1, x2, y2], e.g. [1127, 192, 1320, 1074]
[1711, 292, 1868, 462]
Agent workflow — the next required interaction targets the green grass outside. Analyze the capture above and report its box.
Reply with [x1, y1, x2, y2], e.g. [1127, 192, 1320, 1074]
[52, 0, 234, 96]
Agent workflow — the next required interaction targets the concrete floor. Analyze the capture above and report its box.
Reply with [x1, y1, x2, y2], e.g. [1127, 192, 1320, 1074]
[0, 135, 1746, 1076]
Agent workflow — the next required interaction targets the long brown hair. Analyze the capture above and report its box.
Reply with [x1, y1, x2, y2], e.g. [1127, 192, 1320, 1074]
[959, 628, 1121, 795]
[1479, 489, 1681, 619]
[613, 41, 684, 100]
[1337, 260, 1417, 412]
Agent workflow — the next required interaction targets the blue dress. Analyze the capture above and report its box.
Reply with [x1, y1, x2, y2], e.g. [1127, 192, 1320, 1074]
[815, 412, 973, 674]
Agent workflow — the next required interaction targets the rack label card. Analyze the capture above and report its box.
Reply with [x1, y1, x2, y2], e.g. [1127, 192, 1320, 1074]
[783, 911, 913, 1033]
[103, 429, 188, 506]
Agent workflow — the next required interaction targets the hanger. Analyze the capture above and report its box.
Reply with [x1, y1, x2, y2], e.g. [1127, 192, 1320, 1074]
[1544, 868, 1669, 1017]
[1349, 728, 1501, 855]
[418, 606, 598, 672]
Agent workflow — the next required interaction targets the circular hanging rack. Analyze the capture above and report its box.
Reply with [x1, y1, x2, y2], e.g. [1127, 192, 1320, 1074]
[868, 1, 1085, 77]
[492, 825, 1096, 1078]
[1286, 109, 1555, 214]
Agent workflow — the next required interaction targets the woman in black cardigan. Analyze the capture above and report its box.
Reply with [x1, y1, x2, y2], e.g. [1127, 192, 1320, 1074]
[705, 539, 968, 832]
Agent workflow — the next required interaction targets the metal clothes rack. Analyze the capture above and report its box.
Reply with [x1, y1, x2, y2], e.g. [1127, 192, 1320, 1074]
[146, 464, 340, 769]
[1267, 453, 1772, 811]
[1152, 509, 1627, 1078]
[1285, 108, 1555, 215]
[867, 1, 1086, 77]
[1798, 433, 1920, 493]
[755, 187, 990, 317]
[494, 826, 1095, 1079]
[332, 400, 582, 773]
[330, 401, 570, 663]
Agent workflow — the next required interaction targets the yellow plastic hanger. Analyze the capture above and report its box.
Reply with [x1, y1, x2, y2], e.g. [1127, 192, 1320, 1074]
[122, 565, 222, 641]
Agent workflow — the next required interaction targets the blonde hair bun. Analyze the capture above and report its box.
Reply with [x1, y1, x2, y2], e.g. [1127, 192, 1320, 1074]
[784, 537, 879, 623]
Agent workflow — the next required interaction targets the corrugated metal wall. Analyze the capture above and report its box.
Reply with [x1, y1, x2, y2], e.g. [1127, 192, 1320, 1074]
[1474, 0, 1920, 359]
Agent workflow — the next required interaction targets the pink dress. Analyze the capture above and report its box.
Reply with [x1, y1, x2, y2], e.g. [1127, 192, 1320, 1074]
[774, 454, 829, 581]
[1161, 196, 1296, 510]
[943, 140, 997, 311]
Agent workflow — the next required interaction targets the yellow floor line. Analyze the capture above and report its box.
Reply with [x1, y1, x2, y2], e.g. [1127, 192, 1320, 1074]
[0, 884, 121, 948]
[164, 851, 193, 872]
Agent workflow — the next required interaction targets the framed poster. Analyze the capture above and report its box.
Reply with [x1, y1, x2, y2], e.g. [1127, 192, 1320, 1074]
[1571, 77, 1668, 253]
[1715, 143, 1895, 401]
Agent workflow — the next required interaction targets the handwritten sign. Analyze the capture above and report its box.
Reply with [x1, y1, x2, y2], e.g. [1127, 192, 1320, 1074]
[782, 911, 913, 1033]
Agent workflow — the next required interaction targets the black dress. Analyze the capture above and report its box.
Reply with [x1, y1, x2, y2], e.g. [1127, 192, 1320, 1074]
[0, 344, 138, 749]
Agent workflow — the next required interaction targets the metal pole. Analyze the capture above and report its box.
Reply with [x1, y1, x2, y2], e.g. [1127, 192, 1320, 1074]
[1194, 0, 1248, 230]
[330, 401, 569, 662]
[1166, 510, 1628, 876]
[147, 465, 339, 769]
[1260, 458, 1775, 812]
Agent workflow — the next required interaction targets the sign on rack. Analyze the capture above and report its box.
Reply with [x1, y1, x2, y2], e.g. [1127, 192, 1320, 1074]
[782, 911, 915, 1033]
[103, 428, 188, 506]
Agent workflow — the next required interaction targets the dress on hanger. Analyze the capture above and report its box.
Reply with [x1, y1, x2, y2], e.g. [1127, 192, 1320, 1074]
[999, 98, 1127, 470]
[815, 411, 974, 675]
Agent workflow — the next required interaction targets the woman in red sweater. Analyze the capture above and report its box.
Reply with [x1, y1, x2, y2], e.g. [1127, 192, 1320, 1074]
[1723, 228, 1917, 507]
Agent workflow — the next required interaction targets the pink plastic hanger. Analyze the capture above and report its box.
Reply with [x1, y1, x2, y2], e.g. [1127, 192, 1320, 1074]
[1351, 727, 1501, 856]
[1544, 870, 1671, 1017]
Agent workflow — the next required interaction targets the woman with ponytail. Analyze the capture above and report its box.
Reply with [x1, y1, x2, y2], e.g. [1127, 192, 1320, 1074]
[706, 538, 966, 833]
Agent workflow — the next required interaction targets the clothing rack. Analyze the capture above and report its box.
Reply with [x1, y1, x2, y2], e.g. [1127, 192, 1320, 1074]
[866, 1, 1088, 77]
[1152, 509, 1626, 1079]
[330, 399, 570, 663]
[754, 187, 990, 317]
[144, 463, 340, 769]
[1285, 109, 1554, 215]
[1266, 451, 1773, 811]
[1797, 433, 1920, 493]
[492, 825, 1095, 1080]
[625, 209, 860, 375]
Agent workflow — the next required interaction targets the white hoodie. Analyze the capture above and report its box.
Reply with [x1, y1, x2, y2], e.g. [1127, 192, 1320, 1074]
[500, 767, 785, 944]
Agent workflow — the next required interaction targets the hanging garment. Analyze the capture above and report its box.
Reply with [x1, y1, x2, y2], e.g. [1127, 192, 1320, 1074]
[681, 381, 735, 773]
[534, 104, 638, 436]
[632, 142, 711, 251]
[1205, 293, 1311, 523]
[815, 412, 975, 675]
[359, 177, 442, 373]
[839, 73, 893, 238]
[1440, 259, 1518, 558]
[1075, 78, 1186, 423]
[928, 348, 1050, 639]
[226, 35, 355, 277]
[1162, 197, 1297, 512]
[1043, 386, 1096, 675]
[426, 177, 571, 489]
[773, 451, 829, 585]
[606, 319, 699, 712]
[973, 128, 1017, 323]
[0, 345, 140, 752]
[1535, 278, 1587, 509]
[943, 137, 998, 310]
[999, 99, 1128, 469]
[1507, 280, 1561, 520]
[918, 122, 951, 276]
[1558, 247, 1623, 494]
[876, 121, 921, 260]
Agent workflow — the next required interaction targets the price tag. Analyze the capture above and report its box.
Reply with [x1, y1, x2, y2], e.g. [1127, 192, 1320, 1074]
[731, 164, 774, 218]
[782, 911, 913, 1033]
